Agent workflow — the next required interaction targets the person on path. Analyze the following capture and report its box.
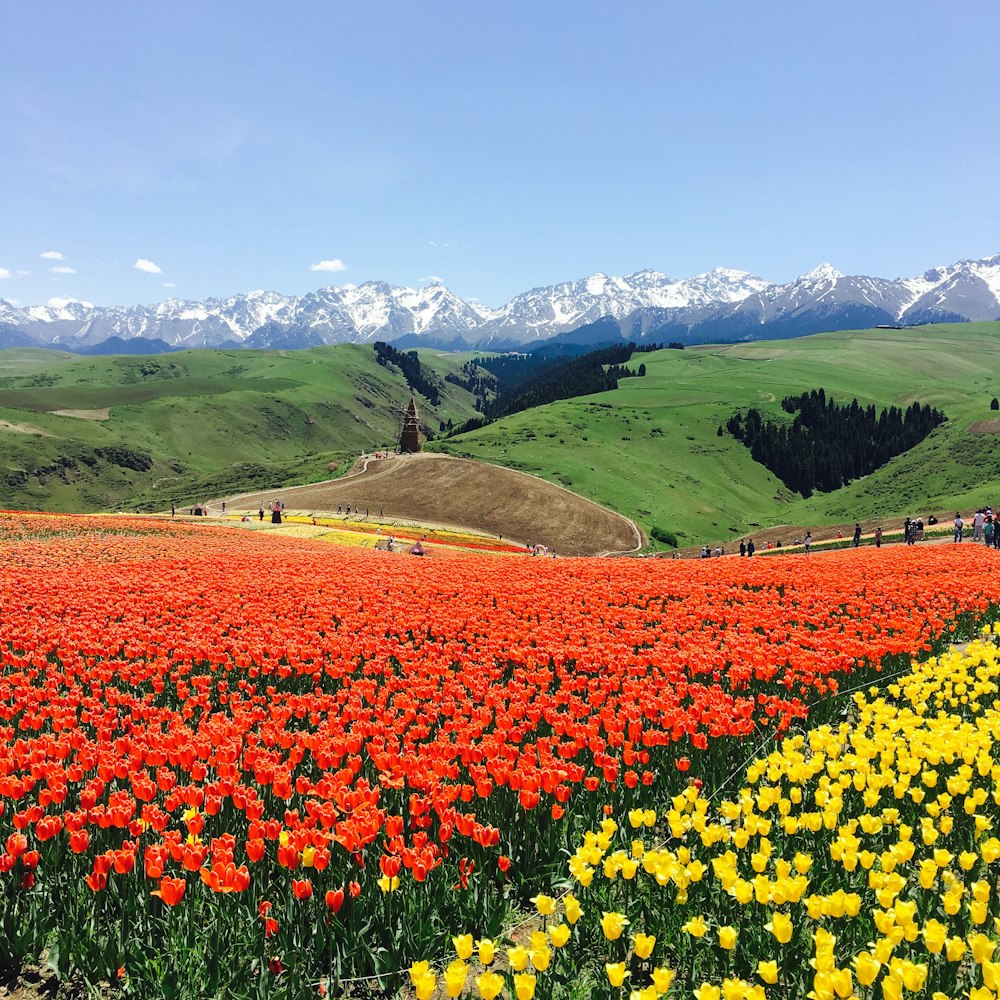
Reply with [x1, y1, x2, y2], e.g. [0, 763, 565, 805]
[973, 509, 985, 542]
[170, 503, 175, 518]
[985, 519, 995, 547]
[747, 538, 755, 557]
[874, 526, 882, 548]
[258, 507, 265, 521]
[739, 540, 747, 557]
[853, 523, 862, 547]
[804, 532, 812, 553]
[954, 513, 964, 543]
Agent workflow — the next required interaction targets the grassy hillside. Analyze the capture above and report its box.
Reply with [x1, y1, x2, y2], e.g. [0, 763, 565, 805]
[432, 322, 1000, 547]
[0, 345, 482, 511]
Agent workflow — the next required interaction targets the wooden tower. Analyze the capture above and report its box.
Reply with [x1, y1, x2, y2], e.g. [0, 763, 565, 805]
[399, 397, 423, 453]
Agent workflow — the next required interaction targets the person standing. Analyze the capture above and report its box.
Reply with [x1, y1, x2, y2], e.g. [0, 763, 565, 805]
[853, 523, 862, 547]
[874, 526, 882, 548]
[747, 538, 755, 557]
[973, 509, 985, 542]
[985, 518, 995, 548]
[954, 513, 964, 542]
[258, 507, 265, 521]
[804, 532, 812, 553]
[739, 540, 747, 557]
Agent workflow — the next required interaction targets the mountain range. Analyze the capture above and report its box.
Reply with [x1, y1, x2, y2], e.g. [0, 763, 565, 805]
[1, 253, 999, 355]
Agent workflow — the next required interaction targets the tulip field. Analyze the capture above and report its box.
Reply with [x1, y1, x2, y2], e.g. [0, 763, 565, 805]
[1, 513, 999, 998]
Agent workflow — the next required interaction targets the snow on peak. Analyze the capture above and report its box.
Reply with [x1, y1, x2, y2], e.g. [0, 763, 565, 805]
[799, 263, 843, 283]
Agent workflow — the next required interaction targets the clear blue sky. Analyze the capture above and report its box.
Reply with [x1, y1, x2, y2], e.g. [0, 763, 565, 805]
[1, 1, 998, 309]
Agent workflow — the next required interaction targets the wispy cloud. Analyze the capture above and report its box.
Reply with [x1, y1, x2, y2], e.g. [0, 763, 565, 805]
[310, 258, 347, 273]
[40, 250, 65, 260]
[51, 265, 76, 274]
[418, 275, 444, 284]
[134, 258, 162, 274]
[16, 270, 31, 277]
[163, 281, 176, 289]
[47, 296, 93, 309]
[0, 268, 11, 279]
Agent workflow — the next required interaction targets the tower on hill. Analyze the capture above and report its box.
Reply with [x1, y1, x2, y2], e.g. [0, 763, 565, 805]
[399, 397, 423, 453]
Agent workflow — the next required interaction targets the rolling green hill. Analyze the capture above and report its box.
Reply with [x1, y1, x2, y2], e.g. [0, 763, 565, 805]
[0, 345, 482, 511]
[4, 324, 1000, 547]
[432, 322, 1000, 548]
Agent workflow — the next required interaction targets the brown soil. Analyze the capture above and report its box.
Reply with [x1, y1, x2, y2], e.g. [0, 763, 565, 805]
[224, 453, 641, 556]
[968, 418, 1000, 434]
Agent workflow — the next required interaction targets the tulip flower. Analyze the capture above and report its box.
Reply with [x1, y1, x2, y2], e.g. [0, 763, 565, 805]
[513, 973, 535, 1000]
[757, 961, 778, 985]
[600, 911, 629, 941]
[717, 926, 737, 951]
[605, 963, 628, 988]
[476, 972, 504, 1000]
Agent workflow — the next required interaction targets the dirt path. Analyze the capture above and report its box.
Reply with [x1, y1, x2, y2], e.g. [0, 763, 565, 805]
[220, 453, 641, 557]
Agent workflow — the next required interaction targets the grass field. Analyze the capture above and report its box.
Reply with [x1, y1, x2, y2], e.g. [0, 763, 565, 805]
[433, 322, 1000, 547]
[3, 324, 1000, 547]
[0, 345, 482, 512]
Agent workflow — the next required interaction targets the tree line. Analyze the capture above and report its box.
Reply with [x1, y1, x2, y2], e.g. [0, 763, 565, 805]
[725, 389, 946, 496]
[444, 343, 654, 436]
[373, 342, 442, 405]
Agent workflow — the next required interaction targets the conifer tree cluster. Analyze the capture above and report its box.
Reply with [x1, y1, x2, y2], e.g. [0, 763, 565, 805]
[726, 389, 946, 497]
[373, 342, 442, 404]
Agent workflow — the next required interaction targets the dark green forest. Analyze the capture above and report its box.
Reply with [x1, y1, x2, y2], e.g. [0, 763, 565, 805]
[726, 389, 946, 497]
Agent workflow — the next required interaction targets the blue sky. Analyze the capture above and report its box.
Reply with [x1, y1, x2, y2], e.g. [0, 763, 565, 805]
[1, 1, 998, 309]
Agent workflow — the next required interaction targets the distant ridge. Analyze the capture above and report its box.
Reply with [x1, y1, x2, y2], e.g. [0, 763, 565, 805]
[1, 253, 998, 355]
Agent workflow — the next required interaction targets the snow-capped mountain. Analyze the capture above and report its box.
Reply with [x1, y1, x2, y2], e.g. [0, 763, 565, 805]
[1, 253, 999, 354]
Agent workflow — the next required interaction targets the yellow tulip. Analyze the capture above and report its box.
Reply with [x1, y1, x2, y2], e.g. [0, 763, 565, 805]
[601, 911, 629, 941]
[757, 961, 778, 985]
[415, 973, 437, 1000]
[476, 971, 505, 1000]
[717, 926, 737, 951]
[563, 893, 583, 924]
[633, 932, 656, 959]
[531, 894, 556, 916]
[854, 952, 880, 986]
[529, 946, 551, 972]
[444, 953, 471, 997]
[445, 960, 469, 999]
[682, 915, 708, 938]
[651, 967, 675, 994]
[453, 934, 474, 960]
[507, 945, 529, 972]
[548, 923, 571, 948]
[970, 932, 995, 964]
[409, 961, 431, 986]
[765, 911, 793, 944]
[513, 973, 535, 1000]
[881, 972, 903, 1000]
[922, 918, 947, 954]
[693, 985, 721, 1000]
[477, 939, 496, 965]
[605, 962, 629, 988]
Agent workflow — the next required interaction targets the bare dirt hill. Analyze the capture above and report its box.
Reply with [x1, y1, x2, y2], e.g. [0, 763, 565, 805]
[226, 453, 641, 556]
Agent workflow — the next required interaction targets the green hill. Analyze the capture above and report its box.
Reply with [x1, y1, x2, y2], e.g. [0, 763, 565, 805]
[4, 324, 1000, 544]
[0, 345, 481, 511]
[432, 322, 1000, 548]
